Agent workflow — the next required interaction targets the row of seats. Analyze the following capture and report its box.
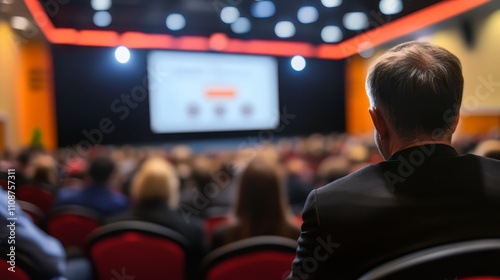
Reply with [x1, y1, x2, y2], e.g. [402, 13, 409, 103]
[89, 222, 297, 280]
[3, 229, 500, 280]
[19, 204, 229, 254]
[5, 183, 500, 279]
[0, 219, 297, 280]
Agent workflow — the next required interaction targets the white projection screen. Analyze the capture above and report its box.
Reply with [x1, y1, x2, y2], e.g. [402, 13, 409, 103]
[147, 51, 279, 134]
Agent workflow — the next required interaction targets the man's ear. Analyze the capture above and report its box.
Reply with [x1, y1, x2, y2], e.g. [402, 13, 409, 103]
[369, 107, 389, 140]
[451, 111, 460, 134]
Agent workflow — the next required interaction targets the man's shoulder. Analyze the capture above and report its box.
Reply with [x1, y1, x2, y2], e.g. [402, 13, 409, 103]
[472, 154, 500, 186]
[316, 163, 385, 195]
[474, 153, 500, 167]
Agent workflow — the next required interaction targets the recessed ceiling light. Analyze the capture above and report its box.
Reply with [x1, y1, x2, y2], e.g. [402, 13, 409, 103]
[93, 11, 112, 27]
[343, 12, 368, 31]
[231, 17, 251, 34]
[321, 0, 342, 8]
[220, 7, 240, 24]
[251, 1, 276, 18]
[321, 25, 343, 43]
[379, 0, 403, 15]
[91, 0, 112, 11]
[297, 6, 319, 24]
[275, 21, 296, 38]
[166, 13, 186, 31]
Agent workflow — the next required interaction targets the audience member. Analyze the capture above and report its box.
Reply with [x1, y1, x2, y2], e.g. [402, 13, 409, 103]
[14, 148, 39, 186]
[211, 158, 300, 249]
[183, 155, 235, 215]
[108, 157, 206, 278]
[0, 189, 66, 279]
[285, 157, 314, 214]
[59, 157, 87, 188]
[30, 153, 59, 191]
[289, 41, 500, 279]
[54, 156, 128, 216]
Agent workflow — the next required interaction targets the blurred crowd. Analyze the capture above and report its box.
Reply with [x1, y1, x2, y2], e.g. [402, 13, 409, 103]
[3, 131, 500, 219]
[0, 131, 499, 278]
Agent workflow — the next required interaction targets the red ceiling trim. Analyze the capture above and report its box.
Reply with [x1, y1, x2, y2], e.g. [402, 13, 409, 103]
[121, 32, 174, 49]
[25, 0, 490, 59]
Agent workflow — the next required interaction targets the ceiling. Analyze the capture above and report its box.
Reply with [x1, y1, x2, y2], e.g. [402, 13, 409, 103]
[0, 0, 493, 59]
[41, 0, 443, 45]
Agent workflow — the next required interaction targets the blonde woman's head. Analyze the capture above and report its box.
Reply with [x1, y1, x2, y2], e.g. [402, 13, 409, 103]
[131, 157, 180, 208]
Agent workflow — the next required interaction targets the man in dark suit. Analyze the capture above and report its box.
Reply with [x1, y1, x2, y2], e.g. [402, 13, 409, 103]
[288, 41, 500, 279]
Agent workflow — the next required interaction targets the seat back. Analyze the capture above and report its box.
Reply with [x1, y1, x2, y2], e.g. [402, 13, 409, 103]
[461, 278, 500, 280]
[0, 179, 8, 190]
[0, 247, 34, 280]
[87, 221, 190, 280]
[202, 236, 297, 280]
[17, 184, 54, 214]
[0, 261, 30, 280]
[204, 207, 230, 240]
[18, 200, 45, 227]
[47, 205, 103, 253]
[359, 239, 500, 280]
[205, 216, 229, 240]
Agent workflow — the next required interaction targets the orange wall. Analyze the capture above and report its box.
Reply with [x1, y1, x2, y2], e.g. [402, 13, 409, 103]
[16, 40, 57, 150]
[0, 21, 57, 152]
[457, 115, 500, 136]
[345, 56, 373, 135]
[0, 21, 20, 152]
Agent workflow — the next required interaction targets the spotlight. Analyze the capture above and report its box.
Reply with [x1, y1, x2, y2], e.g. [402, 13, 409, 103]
[115, 46, 130, 63]
[291, 55, 306, 71]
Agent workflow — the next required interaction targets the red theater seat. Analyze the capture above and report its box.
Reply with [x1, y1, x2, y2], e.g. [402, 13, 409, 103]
[87, 221, 189, 280]
[0, 247, 35, 280]
[18, 200, 45, 227]
[47, 206, 103, 254]
[202, 236, 297, 280]
[204, 206, 230, 240]
[205, 216, 229, 240]
[0, 261, 30, 280]
[17, 184, 54, 214]
[0, 179, 8, 190]
[461, 278, 500, 280]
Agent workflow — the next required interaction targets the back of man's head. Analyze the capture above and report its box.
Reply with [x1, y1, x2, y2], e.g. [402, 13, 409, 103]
[88, 157, 115, 184]
[366, 41, 464, 141]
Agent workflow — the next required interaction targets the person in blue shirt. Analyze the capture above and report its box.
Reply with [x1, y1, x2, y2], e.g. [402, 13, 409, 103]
[0, 188, 66, 279]
[54, 156, 128, 216]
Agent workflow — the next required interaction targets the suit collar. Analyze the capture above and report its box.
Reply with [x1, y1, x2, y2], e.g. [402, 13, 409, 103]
[387, 144, 458, 161]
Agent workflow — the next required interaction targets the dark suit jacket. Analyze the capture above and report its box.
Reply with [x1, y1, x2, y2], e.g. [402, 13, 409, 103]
[289, 144, 500, 280]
